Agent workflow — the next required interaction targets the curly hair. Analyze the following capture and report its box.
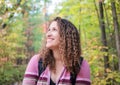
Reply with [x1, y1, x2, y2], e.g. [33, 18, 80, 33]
[40, 17, 82, 74]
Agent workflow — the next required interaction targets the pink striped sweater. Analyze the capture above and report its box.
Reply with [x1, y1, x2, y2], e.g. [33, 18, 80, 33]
[22, 55, 91, 85]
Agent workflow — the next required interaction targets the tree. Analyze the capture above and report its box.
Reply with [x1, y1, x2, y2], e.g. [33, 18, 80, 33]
[98, 0, 110, 74]
[111, 1, 120, 71]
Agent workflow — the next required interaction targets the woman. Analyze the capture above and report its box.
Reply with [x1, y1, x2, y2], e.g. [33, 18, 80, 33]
[22, 17, 91, 85]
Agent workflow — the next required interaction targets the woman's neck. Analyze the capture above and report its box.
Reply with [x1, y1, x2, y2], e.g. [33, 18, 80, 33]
[52, 49, 61, 61]
[52, 49, 64, 66]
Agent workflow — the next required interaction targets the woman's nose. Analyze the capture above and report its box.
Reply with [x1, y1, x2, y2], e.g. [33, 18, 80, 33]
[46, 31, 52, 37]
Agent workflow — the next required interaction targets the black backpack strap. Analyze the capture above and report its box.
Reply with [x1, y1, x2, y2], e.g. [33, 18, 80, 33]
[38, 58, 46, 77]
[70, 57, 83, 85]
[70, 72, 77, 85]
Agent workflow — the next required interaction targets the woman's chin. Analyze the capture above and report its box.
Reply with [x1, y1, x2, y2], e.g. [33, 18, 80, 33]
[46, 45, 52, 49]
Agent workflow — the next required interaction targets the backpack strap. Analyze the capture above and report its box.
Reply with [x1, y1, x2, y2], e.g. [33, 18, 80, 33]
[70, 72, 77, 85]
[38, 58, 46, 77]
[70, 57, 84, 85]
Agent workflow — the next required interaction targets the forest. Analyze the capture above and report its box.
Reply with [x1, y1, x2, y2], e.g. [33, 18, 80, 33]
[0, 0, 120, 85]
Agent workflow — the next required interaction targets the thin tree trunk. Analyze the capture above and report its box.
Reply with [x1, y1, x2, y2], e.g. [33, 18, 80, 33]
[103, 2, 117, 73]
[94, 0, 110, 73]
[103, 3, 111, 33]
[94, 0, 100, 25]
[111, 2, 120, 71]
[98, 1, 110, 75]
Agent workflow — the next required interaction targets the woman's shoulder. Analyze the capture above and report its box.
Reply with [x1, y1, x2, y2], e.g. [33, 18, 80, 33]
[77, 59, 91, 82]
[80, 59, 90, 76]
[29, 54, 43, 63]
[25, 54, 41, 74]
[81, 60, 90, 70]
[30, 54, 40, 62]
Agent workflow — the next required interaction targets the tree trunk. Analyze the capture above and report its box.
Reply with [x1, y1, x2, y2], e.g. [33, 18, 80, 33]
[98, 1, 110, 74]
[111, 2, 120, 71]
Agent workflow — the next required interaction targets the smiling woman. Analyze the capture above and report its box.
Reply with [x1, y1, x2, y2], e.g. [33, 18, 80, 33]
[46, 21, 60, 50]
[22, 17, 91, 85]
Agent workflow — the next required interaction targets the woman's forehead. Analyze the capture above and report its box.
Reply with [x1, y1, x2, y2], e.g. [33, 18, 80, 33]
[49, 21, 58, 28]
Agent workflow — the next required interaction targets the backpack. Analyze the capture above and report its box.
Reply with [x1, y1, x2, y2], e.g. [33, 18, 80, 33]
[38, 57, 83, 85]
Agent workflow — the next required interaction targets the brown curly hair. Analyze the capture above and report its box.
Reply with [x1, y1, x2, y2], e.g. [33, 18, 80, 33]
[40, 17, 82, 74]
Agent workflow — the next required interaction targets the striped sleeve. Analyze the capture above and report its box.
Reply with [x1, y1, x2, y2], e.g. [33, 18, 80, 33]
[22, 55, 39, 85]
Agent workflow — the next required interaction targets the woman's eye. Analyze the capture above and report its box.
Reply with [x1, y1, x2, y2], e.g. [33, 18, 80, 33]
[47, 27, 57, 32]
[47, 28, 50, 31]
[53, 28, 57, 31]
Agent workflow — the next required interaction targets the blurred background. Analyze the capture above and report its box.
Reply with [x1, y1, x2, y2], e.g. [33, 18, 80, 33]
[0, 0, 120, 85]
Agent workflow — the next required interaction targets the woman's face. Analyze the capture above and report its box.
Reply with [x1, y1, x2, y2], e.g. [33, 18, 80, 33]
[46, 21, 60, 50]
